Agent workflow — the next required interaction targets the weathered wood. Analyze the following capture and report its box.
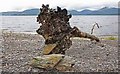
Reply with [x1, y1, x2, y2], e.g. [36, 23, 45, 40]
[36, 4, 100, 54]
[91, 22, 100, 34]
[30, 4, 100, 71]
[43, 44, 57, 55]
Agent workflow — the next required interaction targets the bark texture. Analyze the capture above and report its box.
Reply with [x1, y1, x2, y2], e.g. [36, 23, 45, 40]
[36, 4, 100, 55]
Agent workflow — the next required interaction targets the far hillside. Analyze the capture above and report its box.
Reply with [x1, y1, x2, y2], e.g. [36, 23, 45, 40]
[1, 7, 120, 16]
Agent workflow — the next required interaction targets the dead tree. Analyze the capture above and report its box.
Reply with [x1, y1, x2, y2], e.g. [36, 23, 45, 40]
[36, 4, 100, 55]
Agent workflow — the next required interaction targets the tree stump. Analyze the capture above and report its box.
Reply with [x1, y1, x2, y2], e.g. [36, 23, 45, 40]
[30, 4, 100, 71]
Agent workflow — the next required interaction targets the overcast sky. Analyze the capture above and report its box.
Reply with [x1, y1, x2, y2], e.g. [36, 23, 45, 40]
[0, 0, 119, 12]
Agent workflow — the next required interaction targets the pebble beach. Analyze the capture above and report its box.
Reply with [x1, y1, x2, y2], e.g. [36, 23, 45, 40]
[1, 31, 118, 72]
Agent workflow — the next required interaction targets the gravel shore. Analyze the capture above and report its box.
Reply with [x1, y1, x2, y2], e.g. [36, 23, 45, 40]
[1, 31, 118, 72]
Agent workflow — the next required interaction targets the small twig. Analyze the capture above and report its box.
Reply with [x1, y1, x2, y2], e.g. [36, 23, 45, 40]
[91, 22, 100, 34]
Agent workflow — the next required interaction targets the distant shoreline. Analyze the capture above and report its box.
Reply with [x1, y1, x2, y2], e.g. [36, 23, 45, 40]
[1, 7, 120, 16]
[1, 14, 120, 16]
[1, 29, 118, 36]
[2, 30, 118, 38]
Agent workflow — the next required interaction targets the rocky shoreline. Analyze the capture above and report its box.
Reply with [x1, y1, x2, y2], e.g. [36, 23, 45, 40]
[1, 31, 118, 72]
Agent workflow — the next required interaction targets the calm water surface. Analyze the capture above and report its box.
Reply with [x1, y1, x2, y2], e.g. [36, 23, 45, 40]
[1, 15, 118, 35]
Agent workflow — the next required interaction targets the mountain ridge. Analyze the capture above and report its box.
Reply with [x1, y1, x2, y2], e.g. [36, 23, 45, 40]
[1, 7, 120, 16]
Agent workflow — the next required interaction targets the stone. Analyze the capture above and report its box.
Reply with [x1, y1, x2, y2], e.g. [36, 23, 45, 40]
[55, 55, 75, 71]
[30, 54, 64, 69]
[29, 54, 75, 71]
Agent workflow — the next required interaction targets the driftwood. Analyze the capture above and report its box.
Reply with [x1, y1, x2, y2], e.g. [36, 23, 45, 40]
[29, 4, 100, 71]
[91, 22, 100, 34]
[36, 4, 100, 55]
